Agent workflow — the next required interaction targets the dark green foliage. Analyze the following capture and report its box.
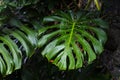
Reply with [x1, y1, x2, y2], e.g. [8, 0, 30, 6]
[0, 10, 108, 77]
[0, 0, 110, 80]
[0, 23, 38, 76]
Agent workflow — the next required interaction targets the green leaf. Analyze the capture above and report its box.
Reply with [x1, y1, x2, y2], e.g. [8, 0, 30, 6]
[92, 18, 109, 29]
[42, 39, 58, 56]
[43, 16, 68, 23]
[0, 44, 14, 75]
[89, 27, 107, 44]
[79, 30, 103, 54]
[71, 41, 83, 68]
[0, 25, 37, 76]
[20, 26, 38, 46]
[40, 10, 107, 70]
[46, 44, 65, 60]
[76, 34, 96, 63]
[38, 30, 62, 47]
[12, 30, 34, 57]
[66, 46, 75, 69]
[0, 56, 6, 75]
[0, 36, 22, 70]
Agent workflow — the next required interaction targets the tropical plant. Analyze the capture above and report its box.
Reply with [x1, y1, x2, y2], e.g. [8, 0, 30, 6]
[38, 10, 108, 70]
[0, 0, 109, 79]
[0, 10, 108, 77]
[0, 21, 38, 77]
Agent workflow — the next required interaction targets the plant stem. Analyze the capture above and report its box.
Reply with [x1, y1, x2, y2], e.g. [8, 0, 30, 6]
[85, 0, 92, 10]
[94, 0, 101, 10]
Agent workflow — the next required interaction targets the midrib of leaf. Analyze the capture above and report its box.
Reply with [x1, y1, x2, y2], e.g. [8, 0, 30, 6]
[68, 22, 76, 46]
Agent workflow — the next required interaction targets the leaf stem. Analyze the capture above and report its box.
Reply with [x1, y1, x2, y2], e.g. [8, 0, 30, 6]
[94, 0, 101, 10]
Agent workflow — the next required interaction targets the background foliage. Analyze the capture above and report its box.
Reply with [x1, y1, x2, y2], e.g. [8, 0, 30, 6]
[0, 0, 112, 80]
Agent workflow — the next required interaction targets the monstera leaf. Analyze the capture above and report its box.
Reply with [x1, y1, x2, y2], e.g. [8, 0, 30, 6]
[38, 11, 108, 70]
[0, 10, 108, 77]
[0, 24, 37, 76]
